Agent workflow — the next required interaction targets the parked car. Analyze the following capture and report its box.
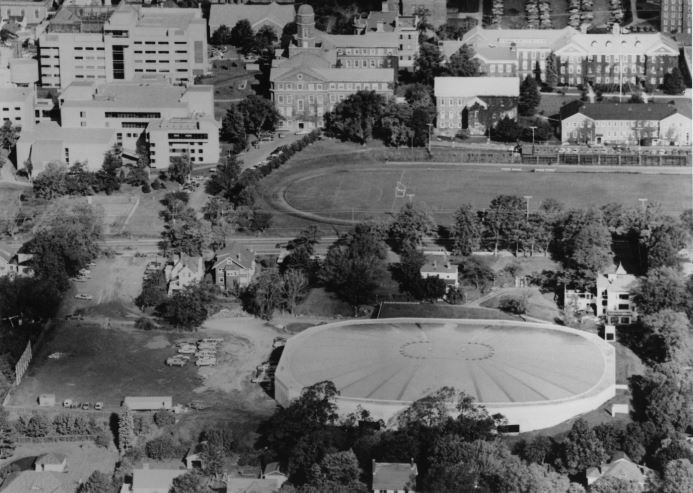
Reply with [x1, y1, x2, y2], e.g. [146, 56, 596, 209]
[272, 337, 287, 348]
[94, 402, 104, 411]
[81, 402, 90, 410]
[196, 358, 217, 367]
[74, 293, 94, 300]
[63, 399, 73, 408]
[201, 338, 223, 344]
[178, 344, 196, 354]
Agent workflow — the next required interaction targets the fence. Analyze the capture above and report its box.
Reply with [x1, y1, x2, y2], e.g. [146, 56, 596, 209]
[14, 434, 97, 444]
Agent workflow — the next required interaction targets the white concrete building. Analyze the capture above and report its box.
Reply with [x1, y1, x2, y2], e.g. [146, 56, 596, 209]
[58, 77, 217, 164]
[38, 3, 208, 89]
[420, 249, 458, 288]
[596, 263, 638, 326]
[0, 86, 35, 132]
[17, 121, 116, 173]
[0, 0, 52, 26]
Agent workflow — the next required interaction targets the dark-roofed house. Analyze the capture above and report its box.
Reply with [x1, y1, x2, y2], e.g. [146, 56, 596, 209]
[213, 244, 256, 290]
[420, 250, 458, 288]
[586, 451, 654, 489]
[34, 453, 68, 473]
[560, 102, 691, 146]
[372, 460, 418, 493]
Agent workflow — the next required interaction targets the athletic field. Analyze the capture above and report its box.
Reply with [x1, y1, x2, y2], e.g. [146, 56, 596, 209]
[280, 164, 691, 224]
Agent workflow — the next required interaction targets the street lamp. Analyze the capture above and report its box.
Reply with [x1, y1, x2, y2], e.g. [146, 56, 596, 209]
[523, 195, 533, 221]
[425, 122, 433, 152]
[529, 126, 537, 154]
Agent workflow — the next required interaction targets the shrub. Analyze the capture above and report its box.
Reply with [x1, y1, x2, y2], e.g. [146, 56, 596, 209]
[499, 295, 528, 315]
[24, 414, 51, 437]
[145, 435, 182, 460]
[94, 429, 112, 448]
[141, 182, 151, 193]
[153, 410, 176, 428]
[134, 317, 157, 331]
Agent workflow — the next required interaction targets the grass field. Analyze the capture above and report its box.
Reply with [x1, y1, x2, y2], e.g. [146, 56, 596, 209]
[280, 164, 691, 224]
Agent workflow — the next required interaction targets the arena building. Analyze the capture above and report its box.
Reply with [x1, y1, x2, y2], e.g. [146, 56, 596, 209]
[275, 318, 616, 432]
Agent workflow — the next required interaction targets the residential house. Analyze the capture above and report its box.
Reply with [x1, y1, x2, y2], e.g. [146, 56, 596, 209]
[372, 460, 418, 493]
[213, 243, 256, 290]
[661, 0, 691, 35]
[9, 252, 34, 277]
[164, 253, 204, 295]
[208, 2, 295, 35]
[225, 478, 283, 493]
[124, 466, 186, 493]
[0, 250, 12, 277]
[34, 453, 67, 473]
[553, 26, 679, 87]
[586, 452, 654, 488]
[434, 76, 519, 136]
[38, 3, 209, 89]
[595, 263, 638, 326]
[122, 396, 173, 411]
[262, 462, 288, 488]
[560, 101, 692, 146]
[419, 250, 458, 289]
[0, 471, 67, 493]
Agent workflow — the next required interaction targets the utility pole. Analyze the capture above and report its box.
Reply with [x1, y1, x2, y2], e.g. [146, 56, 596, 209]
[523, 195, 533, 221]
[426, 122, 432, 153]
[529, 126, 537, 154]
[638, 197, 648, 213]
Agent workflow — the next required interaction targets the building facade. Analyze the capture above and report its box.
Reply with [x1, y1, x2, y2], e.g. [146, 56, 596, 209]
[58, 77, 217, 165]
[213, 244, 256, 290]
[270, 63, 394, 131]
[164, 253, 204, 295]
[354, 2, 419, 69]
[661, 0, 691, 35]
[0, 0, 52, 26]
[434, 76, 519, 136]
[38, 3, 208, 89]
[388, 0, 446, 28]
[0, 87, 35, 132]
[554, 31, 679, 87]
[595, 263, 638, 326]
[561, 102, 692, 146]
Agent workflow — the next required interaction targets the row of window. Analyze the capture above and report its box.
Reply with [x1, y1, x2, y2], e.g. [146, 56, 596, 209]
[275, 81, 388, 91]
[134, 41, 186, 45]
[337, 48, 392, 56]
[342, 59, 386, 68]
[74, 47, 105, 51]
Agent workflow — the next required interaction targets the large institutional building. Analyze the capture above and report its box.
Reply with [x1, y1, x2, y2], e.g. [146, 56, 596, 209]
[38, 3, 208, 89]
[660, 0, 691, 35]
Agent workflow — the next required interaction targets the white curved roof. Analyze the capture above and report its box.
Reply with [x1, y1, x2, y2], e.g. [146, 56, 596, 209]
[276, 319, 608, 405]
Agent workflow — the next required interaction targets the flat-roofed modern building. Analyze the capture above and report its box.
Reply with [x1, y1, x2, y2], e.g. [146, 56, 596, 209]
[58, 76, 215, 157]
[38, 3, 208, 89]
[146, 117, 220, 169]
[0, 86, 35, 132]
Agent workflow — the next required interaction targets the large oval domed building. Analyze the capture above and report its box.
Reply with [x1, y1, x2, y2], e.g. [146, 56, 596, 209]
[274, 318, 616, 431]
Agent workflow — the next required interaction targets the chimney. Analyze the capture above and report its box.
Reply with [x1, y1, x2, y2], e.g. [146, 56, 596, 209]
[382, 0, 389, 12]
[580, 23, 588, 34]
[376, 21, 384, 32]
[410, 458, 414, 467]
[612, 22, 620, 35]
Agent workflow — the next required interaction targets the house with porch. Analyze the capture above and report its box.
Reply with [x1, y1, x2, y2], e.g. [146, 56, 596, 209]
[420, 249, 458, 289]
[596, 263, 638, 326]
[212, 243, 256, 290]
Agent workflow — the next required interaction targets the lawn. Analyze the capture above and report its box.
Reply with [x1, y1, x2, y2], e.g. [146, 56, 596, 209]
[280, 164, 691, 225]
[0, 183, 26, 228]
[377, 302, 518, 319]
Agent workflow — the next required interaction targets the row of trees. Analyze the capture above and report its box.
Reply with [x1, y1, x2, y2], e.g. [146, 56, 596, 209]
[210, 21, 278, 56]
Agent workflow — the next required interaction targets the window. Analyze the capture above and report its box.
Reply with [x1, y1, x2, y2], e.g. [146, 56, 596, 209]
[618, 304, 630, 311]
[618, 294, 629, 300]
[297, 100, 304, 111]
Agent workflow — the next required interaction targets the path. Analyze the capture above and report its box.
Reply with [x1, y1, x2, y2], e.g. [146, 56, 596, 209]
[119, 196, 140, 234]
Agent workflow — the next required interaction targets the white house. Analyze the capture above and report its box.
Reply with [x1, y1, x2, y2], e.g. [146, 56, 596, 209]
[596, 263, 638, 326]
[123, 466, 186, 493]
[587, 452, 654, 488]
[420, 250, 458, 288]
[164, 253, 204, 295]
[122, 396, 173, 411]
[34, 453, 67, 473]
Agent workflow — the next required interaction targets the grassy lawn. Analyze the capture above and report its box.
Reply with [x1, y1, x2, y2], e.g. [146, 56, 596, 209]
[480, 288, 561, 322]
[377, 302, 518, 319]
[280, 164, 691, 225]
[0, 183, 26, 228]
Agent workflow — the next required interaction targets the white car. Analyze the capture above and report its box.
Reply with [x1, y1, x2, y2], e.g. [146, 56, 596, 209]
[178, 345, 196, 354]
[63, 399, 73, 408]
[94, 402, 104, 411]
[196, 358, 217, 367]
[201, 338, 223, 344]
[74, 293, 93, 300]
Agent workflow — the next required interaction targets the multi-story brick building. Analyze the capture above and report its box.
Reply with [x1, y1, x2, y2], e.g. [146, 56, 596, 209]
[354, 1, 419, 69]
[270, 53, 394, 132]
[560, 101, 692, 146]
[661, 0, 691, 35]
[458, 26, 576, 81]
[554, 30, 680, 87]
[38, 3, 208, 89]
[387, 0, 446, 28]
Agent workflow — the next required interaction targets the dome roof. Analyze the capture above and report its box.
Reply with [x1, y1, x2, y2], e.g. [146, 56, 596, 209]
[297, 4, 314, 16]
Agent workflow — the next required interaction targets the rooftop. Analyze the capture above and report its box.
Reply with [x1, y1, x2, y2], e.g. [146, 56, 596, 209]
[462, 25, 577, 49]
[214, 243, 255, 271]
[35, 453, 67, 466]
[0, 471, 67, 493]
[147, 117, 220, 131]
[132, 468, 186, 490]
[372, 462, 418, 491]
[60, 79, 200, 109]
[434, 76, 519, 97]
[208, 2, 295, 32]
[597, 263, 639, 293]
[558, 32, 679, 56]
[19, 121, 115, 145]
[562, 102, 679, 121]
[321, 31, 400, 49]
[271, 64, 394, 83]
[0, 86, 33, 102]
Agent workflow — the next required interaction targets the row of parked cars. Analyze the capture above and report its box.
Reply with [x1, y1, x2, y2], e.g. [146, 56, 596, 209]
[166, 338, 224, 367]
[63, 399, 103, 411]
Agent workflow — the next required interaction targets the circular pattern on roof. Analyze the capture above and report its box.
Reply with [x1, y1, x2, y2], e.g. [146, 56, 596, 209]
[276, 320, 608, 405]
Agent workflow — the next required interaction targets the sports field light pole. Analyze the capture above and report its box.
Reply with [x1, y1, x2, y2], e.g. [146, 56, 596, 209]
[523, 195, 532, 221]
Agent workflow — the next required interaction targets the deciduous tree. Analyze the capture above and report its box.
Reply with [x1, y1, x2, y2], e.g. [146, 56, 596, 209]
[118, 405, 135, 453]
[451, 204, 481, 256]
[171, 470, 211, 493]
[389, 202, 436, 253]
[446, 44, 480, 77]
[78, 470, 115, 493]
[221, 105, 248, 153]
[230, 19, 255, 55]
[662, 459, 693, 493]
[324, 91, 386, 144]
[414, 42, 444, 86]
[561, 418, 607, 475]
[632, 266, 686, 315]
[168, 155, 192, 184]
[237, 95, 282, 135]
[663, 67, 686, 95]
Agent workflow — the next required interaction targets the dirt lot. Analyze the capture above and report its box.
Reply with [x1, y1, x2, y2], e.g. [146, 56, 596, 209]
[0, 441, 118, 491]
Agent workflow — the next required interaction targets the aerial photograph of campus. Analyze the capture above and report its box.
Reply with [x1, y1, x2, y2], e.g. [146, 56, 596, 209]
[0, 0, 691, 491]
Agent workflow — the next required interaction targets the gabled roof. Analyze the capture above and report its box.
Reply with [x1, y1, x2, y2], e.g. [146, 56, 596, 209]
[35, 453, 67, 466]
[561, 102, 680, 121]
[214, 243, 255, 272]
[434, 76, 519, 98]
[0, 471, 67, 493]
[320, 31, 400, 49]
[271, 63, 394, 83]
[599, 452, 647, 484]
[421, 254, 457, 276]
[556, 32, 679, 57]
[364, 11, 397, 32]
[372, 462, 418, 491]
[474, 45, 518, 63]
[132, 468, 186, 490]
[209, 2, 295, 33]
[597, 263, 638, 293]
[462, 26, 577, 51]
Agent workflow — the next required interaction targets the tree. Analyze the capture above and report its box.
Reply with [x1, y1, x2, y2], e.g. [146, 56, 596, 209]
[398, 387, 458, 428]
[663, 67, 686, 95]
[79, 470, 115, 493]
[451, 204, 481, 256]
[221, 105, 248, 153]
[482, 195, 526, 253]
[640, 310, 691, 364]
[632, 266, 686, 315]
[238, 95, 282, 135]
[324, 91, 386, 144]
[458, 257, 495, 292]
[320, 222, 388, 307]
[0, 409, 14, 459]
[662, 459, 693, 493]
[210, 24, 232, 45]
[414, 42, 444, 86]
[207, 156, 242, 200]
[242, 268, 283, 320]
[312, 450, 361, 486]
[645, 221, 686, 270]
[389, 202, 436, 253]
[160, 282, 214, 329]
[168, 155, 192, 184]
[255, 25, 278, 53]
[33, 161, 68, 199]
[118, 406, 134, 454]
[561, 418, 607, 475]
[491, 116, 522, 142]
[446, 44, 480, 77]
[282, 269, 309, 314]
[519, 76, 541, 116]
[545, 53, 559, 88]
[378, 101, 414, 147]
[0, 120, 20, 150]
[590, 476, 641, 493]
[171, 470, 211, 493]
[230, 19, 255, 55]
